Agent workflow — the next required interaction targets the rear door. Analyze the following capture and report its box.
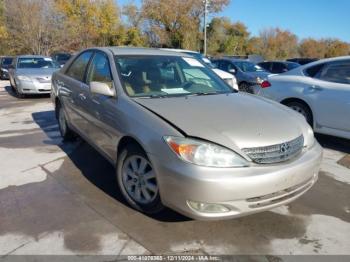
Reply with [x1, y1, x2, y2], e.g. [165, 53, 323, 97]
[306, 60, 350, 131]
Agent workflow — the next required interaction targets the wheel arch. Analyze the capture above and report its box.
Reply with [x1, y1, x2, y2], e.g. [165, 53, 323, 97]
[54, 97, 61, 119]
[280, 97, 314, 127]
[116, 136, 147, 159]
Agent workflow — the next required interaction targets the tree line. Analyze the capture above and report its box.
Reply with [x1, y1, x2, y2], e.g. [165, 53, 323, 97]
[0, 0, 349, 60]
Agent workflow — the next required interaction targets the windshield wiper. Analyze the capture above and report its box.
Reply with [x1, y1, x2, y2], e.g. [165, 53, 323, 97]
[188, 91, 226, 96]
[149, 94, 169, 98]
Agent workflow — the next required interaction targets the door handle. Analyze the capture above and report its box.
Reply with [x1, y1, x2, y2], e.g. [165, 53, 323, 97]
[78, 93, 86, 100]
[309, 85, 323, 91]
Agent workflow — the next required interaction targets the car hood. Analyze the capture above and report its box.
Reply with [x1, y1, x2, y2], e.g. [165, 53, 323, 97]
[135, 93, 310, 152]
[15, 68, 58, 77]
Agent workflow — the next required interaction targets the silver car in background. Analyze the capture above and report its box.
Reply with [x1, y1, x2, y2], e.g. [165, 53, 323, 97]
[255, 56, 350, 140]
[52, 47, 322, 220]
[9, 55, 59, 98]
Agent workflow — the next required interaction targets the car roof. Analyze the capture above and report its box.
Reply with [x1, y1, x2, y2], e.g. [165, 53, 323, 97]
[160, 48, 199, 54]
[296, 55, 350, 69]
[212, 58, 249, 63]
[259, 61, 296, 63]
[16, 55, 51, 59]
[87, 47, 194, 57]
[274, 56, 350, 76]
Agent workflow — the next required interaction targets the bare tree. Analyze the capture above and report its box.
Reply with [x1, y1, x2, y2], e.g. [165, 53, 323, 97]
[3, 0, 63, 55]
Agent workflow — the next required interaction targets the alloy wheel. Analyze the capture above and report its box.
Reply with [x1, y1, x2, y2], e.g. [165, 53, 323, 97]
[290, 105, 308, 119]
[122, 155, 158, 205]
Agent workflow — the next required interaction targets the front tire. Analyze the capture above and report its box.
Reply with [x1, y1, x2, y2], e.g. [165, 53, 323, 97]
[117, 144, 164, 214]
[285, 101, 313, 126]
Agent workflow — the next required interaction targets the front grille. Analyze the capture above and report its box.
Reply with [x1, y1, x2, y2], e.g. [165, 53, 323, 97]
[242, 135, 304, 164]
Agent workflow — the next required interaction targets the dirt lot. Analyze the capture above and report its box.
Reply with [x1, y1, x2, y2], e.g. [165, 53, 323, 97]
[0, 80, 349, 257]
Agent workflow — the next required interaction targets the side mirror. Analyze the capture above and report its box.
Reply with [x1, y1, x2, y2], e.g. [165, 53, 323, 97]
[90, 81, 115, 97]
[228, 68, 236, 74]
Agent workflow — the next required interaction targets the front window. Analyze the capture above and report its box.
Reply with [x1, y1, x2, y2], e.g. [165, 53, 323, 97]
[17, 58, 58, 69]
[234, 61, 266, 73]
[318, 61, 350, 84]
[115, 55, 234, 98]
[2, 58, 13, 66]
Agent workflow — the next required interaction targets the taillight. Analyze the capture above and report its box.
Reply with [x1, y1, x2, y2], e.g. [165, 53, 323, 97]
[260, 81, 271, 88]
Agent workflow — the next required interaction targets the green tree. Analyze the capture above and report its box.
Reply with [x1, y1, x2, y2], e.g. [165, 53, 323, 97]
[207, 17, 249, 55]
[142, 0, 229, 50]
[324, 39, 350, 58]
[258, 27, 298, 60]
[299, 38, 327, 58]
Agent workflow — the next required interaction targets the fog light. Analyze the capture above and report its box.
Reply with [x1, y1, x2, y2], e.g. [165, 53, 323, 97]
[187, 201, 230, 213]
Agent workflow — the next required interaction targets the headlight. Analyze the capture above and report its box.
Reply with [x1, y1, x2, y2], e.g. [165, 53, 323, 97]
[164, 136, 249, 168]
[2, 68, 8, 72]
[17, 75, 31, 81]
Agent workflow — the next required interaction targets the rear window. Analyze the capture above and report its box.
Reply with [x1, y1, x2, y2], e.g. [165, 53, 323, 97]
[319, 61, 350, 84]
[304, 63, 325, 77]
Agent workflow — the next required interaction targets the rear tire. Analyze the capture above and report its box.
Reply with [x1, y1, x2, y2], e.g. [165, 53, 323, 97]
[116, 144, 164, 214]
[57, 103, 76, 141]
[239, 82, 252, 93]
[285, 101, 313, 126]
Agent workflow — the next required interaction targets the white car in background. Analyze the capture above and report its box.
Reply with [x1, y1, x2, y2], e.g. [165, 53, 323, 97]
[161, 49, 239, 91]
[256, 56, 350, 140]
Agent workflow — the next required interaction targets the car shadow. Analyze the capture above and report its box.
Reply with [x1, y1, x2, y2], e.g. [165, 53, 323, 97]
[4, 85, 50, 99]
[315, 133, 350, 154]
[32, 110, 190, 223]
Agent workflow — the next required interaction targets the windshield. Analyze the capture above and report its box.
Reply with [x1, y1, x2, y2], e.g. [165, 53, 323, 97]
[234, 61, 266, 73]
[115, 55, 234, 98]
[56, 54, 71, 62]
[17, 58, 58, 69]
[2, 58, 13, 66]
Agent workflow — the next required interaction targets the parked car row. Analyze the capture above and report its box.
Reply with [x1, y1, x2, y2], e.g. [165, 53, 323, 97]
[3, 47, 347, 220]
[1, 52, 73, 97]
[211, 58, 270, 93]
[0, 56, 13, 80]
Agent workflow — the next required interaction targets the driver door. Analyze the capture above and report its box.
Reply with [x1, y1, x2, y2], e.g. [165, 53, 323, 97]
[84, 51, 119, 159]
